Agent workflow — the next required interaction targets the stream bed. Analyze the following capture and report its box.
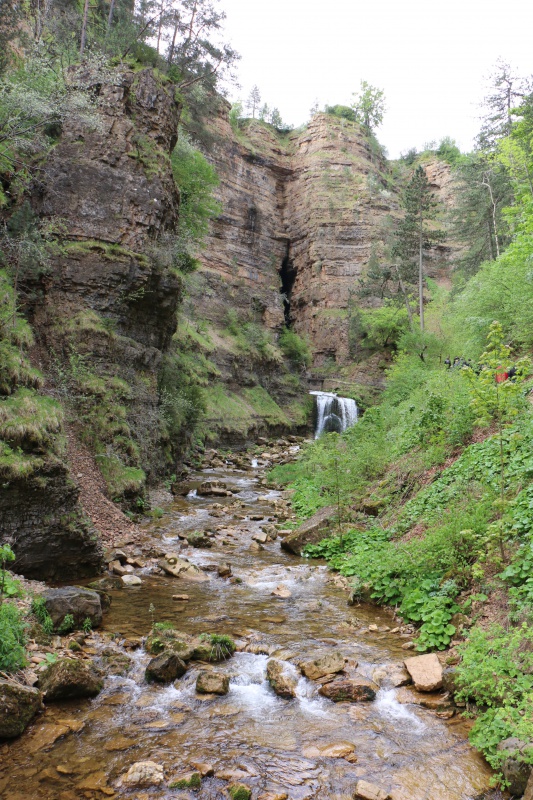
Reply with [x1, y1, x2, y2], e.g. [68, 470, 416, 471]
[0, 452, 496, 800]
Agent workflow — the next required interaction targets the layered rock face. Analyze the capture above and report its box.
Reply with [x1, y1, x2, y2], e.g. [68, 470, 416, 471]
[33, 66, 182, 478]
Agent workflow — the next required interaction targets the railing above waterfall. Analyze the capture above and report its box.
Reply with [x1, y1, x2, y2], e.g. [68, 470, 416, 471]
[310, 391, 358, 439]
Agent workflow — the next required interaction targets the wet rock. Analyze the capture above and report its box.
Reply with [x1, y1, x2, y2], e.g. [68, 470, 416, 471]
[266, 659, 298, 699]
[252, 531, 268, 543]
[104, 735, 136, 751]
[250, 542, 265, 552]
[271, 584, 292, 598]
[185, 531, 212, 548]
[396, 687, 452, 710]
[320, 741, 356, 758]
[404, 653, 443, 692]
[229, 785, 252, 800]
[121, 574, 142, 586]
[76, 772, 111, 792]
[101, 647, 132, 677]
[40, 587, 103, 630]
[0, 680, 43, 738]
[217, 562, 232, 577]
[189, 761, 214, 777]
[197, 480, 233, 497]
[300, 651, 345, 680]
[172, 594, 190, 601]
[168, 771, 202, 789]
[280, 505, 337, 554]
[27, 719, 83, 753]
[158, 554, 209, 582]
[354, 779, 390, 800]
[145, 629, 195, 660]
[145, 652, 187, 683]
[110, 560, 132, 576]
[117, 761, 165, 788]
[258, 793, 288, 800]
[372, 663, 410, 688]
[319, 676, 377, 702]
[196, 670, 229, 695]
[38, 657, 103, 700]
[497, 738, 533, 796]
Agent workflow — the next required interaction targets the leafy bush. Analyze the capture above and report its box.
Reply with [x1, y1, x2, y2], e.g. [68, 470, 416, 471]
[0, 602, 26, 671]
[278, 327, 311, 368]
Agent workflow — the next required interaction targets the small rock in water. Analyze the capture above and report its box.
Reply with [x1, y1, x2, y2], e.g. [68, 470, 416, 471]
[172, 594, 190, 601]
[217, 562, 232, 577]
[320, 742, 356, 758]
[122, 574, 142, 586]
[300, 652, 344, 680]
[266, 659, 298, 699]
[249, 542, 265, 552]
[354, 779, 391, 800]
[196, 670, 229, 695]
[145, 652, 187, 683]
[117, 761, 165, 788]
[319, 676, 377, 702]
[271, 584, 291, 598]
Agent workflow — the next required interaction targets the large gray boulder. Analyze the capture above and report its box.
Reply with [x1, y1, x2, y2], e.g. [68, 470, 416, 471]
[38, 657, 103, 701]
[41, 587, 103, 630]
[280, 506, 337, 555]
[0, 680, 43, 738]
[196, 670, 229, 695]
[300, 651, 345, 681]
[404, 653, 443, 692]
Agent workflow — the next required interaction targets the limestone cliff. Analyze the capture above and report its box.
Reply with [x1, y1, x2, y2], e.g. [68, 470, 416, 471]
[1, 66, 182, 578]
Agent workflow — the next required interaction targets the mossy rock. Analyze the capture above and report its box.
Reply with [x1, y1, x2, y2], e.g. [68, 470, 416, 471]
[37, 657, 103, 701]
[229, 784, 252, 800]
[168, 771, 201, 789]
[145, 629, 194, 661]
[0, 680, 43, 738]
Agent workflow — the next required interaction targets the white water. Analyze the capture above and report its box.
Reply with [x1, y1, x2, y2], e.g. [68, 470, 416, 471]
[310, 391, 358, 438]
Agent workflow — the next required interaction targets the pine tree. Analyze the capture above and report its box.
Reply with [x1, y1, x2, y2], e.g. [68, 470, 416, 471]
[246, 85, 261, 118]
[270, 107, 283, 129]
[392, 166, 444, 331]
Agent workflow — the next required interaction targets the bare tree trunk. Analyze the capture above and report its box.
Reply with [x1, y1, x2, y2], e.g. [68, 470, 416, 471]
[418, 217, 424, 332]
[107, 0, 116, 29]
[80, 0, 90, 56]
[156, 0, 165, 52]
[393, 264, 414, 330]
[482, 172, 500, 258]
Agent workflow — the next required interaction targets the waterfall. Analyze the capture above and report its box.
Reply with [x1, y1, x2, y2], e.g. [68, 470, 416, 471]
[310, 391, 358, 439]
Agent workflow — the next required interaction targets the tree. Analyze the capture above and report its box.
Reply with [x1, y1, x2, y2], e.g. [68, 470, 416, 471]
[478, 60, 532, 152]
[351, 80, 385, 132]
[270, 107, 283, 129]
[258, 102, 270, 121]
[392, 166, 444, 331]
[246, 84, 261, 118]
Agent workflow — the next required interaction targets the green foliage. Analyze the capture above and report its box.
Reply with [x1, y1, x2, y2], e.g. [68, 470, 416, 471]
[0, 543, 16, 601]
[356, 303, 410, 350]
[278, 327, 312, 368]
[324, 104, 356, 122]
[0, 601, 26, 671]
[228, 785, 251, 800]
[169, 773, 202, 789]
[171, 131, 221, 271]
[198, 632, 236, 660]
[351, 80, 386, 132]
[82, 617, 92, 633]
[58, 613, 75, 634]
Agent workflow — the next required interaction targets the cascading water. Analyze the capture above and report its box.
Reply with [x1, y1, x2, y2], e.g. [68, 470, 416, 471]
[310, 391, 358, 438]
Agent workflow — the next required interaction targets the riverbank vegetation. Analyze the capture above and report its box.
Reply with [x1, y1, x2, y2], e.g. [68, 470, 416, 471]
[272, 67, 533, 783]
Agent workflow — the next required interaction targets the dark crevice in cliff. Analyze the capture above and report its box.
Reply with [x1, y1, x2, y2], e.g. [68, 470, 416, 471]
[279, 242, 296, 327]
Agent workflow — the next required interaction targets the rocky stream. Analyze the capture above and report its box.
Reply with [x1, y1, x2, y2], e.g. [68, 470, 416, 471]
[0, 443, 497, 800]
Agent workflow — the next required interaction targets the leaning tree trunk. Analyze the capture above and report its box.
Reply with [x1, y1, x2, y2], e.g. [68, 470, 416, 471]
[418, 217, 424, 332]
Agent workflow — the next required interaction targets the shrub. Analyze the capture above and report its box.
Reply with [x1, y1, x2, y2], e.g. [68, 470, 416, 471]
[0, 602, 26, 671]
[278, 327, 312, 368]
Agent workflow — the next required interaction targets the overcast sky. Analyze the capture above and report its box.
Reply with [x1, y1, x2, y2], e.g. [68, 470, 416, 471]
[220, 0, 532, 158]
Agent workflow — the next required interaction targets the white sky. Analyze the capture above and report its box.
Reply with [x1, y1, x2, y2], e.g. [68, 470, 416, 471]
[221, 0, 532, 158]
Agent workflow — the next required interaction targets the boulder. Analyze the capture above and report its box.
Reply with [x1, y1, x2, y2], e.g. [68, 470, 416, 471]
[158, 554, 209, 582]
[271, 584, 291, 598]
[280, 505, 337, 555]
[497, 738, 533, 796]
[117, 761, 165, 788]
[441, 666, 458, 695]
[354, 780, 390, 800]
[217, 562, 232, 578]
[372, 663, 410, 688]
[266, 659, 298, 699]
[121, 574, 142, 586]
[40, 587, 103, 630]
[185, 531, 212, 548]
[524, 770, 533, 800]
[197, 480, 233, 497]
[0, 680, 43, 738]
[145, 652, 187, 683]
[38, 657, 103, 701]
[196, 670, 229, 695]
[300, 651, 345, 680]
[145, 629, 195, 660]
[319, 676, 377, 702]
[404, 653, 443, 692]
